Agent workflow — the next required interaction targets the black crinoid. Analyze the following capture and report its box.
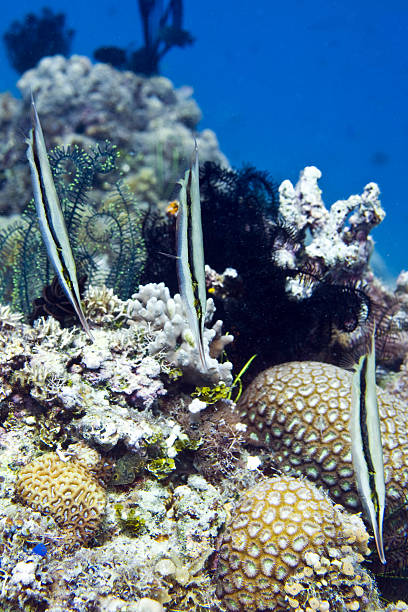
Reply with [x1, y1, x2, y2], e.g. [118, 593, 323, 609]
[200, 163, 371, 374]
[0, 142, 146, 326]
[3, 7, 74, 74]
[142, 161, 370, 376]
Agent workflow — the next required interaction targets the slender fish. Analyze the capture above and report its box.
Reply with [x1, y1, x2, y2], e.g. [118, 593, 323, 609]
[176, 142, 208, 371]
[26, 94, 93, 341]
[350, 329, 386, 564]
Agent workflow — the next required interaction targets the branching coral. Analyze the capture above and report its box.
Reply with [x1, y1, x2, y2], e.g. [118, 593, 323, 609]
[277, 166, 385, 279]
[123, 282, 233, 383]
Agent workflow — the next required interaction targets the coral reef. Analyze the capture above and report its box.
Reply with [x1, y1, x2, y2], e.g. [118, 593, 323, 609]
[1, 47, 408, 611]
[0, 281, 233, 453]
[0, 278, 234, 608]
[0, 55, 227, 217]
[2, 462, 226, 610]
[215, 475, 380, 611]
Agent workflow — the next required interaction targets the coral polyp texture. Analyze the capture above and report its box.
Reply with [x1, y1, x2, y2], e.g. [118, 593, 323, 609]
[215, 475, 378, 611]
[237, 361, 408, 510]
[15, 451, 107, 546]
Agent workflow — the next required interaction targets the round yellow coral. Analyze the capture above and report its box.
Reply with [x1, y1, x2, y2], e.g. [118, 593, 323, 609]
[15, 452, 106, 545]
[216, 475, 371, 611]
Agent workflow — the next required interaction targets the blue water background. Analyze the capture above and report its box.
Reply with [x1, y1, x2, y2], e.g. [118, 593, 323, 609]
[1, 1, 407, 278]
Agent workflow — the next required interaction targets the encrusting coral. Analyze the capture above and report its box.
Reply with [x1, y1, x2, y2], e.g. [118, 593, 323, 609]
[215, 475, 380, 611]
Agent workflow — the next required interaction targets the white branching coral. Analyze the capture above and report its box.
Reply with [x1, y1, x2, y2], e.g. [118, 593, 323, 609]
[277, 166, 385, 282]
[0, 305, 24, 329]
[83, 283, 233, 384]
[124, 283, 233, 383]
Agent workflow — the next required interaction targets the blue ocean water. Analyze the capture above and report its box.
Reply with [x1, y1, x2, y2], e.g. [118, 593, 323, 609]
[1, 1, 408, 277]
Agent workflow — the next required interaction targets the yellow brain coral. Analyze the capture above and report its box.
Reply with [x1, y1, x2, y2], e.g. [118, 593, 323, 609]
[237, 361, 408, 509]
[215, 475, 374, 612]
[15, 452, 106, 544]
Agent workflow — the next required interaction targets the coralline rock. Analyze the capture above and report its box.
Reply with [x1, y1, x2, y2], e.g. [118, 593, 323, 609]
[277, 166, 385, 284]
[385, 603, 408, 612]
[215, 475, 378, 611]
[0, 54, 228, 215]
[172, 475, 224, 557]
[0, 280, 233, 457]
[237, 361, 408, 511]
[135, 599, 164, 612]
[96, 597, 164, 612]
[10, 559, 38, 586]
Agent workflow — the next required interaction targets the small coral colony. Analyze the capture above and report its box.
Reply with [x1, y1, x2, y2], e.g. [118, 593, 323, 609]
[0, 6, 408, 612]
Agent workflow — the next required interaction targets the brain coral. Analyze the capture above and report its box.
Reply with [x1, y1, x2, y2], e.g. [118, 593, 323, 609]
[215, 475, 374, 611]
[237, 361, 408, 509]
[15, 452, 106, 545]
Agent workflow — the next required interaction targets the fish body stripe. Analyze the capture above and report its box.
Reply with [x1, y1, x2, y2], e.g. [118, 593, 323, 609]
[358, 358, 376, 478]
[186, 160, 205, 332]
[176, 144, 207, 371]
[350, 333, 386, 564]
[26, 96, 93, 341]
[31, 131, 66, 263]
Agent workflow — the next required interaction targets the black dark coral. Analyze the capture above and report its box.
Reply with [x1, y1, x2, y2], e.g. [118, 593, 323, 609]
[3, 7, 74, 74]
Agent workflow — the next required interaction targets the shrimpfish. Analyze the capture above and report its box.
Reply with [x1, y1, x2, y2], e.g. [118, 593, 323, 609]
[176, 142, 207, 371]
[26, 93, 93, 341]
[350, 329, 386, 564]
